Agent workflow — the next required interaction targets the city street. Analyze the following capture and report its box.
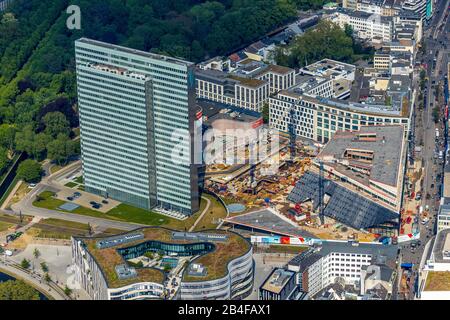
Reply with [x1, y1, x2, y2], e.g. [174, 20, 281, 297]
[397, 0, 450, 300]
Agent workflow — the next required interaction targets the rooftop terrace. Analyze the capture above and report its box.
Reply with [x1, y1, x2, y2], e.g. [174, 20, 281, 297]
[424, 272, 450, 291]
[75, 227, 251, 288]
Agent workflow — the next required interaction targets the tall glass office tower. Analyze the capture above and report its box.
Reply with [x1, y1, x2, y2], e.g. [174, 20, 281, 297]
[75, 38, 201, 215]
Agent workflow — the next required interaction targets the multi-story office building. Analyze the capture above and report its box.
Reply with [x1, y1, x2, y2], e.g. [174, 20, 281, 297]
[342, 0, 358, 10]
[72, 228, 254, 300]
[259, 268, 299, 300]
[356, 0, 403, 16]
[195, 69, 269, 112]
[438, 204, 450, 232]
[75, 38, 201, 215]
[419, 229, 450, 299]
[287, 242, 398, 298]
[269, 93, 410, 144]
[374, 52, 392, 70]
[402, 0, 431, 20]
[326, 9, 394, 44]
[269, 58, 411, 145]
[195, 59, 295, 112]
[0, 0, 12, 11]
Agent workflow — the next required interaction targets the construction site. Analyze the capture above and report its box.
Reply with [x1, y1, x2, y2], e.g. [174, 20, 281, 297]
[203, 124, 401, 242]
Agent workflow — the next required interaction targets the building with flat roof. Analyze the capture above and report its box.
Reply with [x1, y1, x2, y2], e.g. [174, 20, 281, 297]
[316, 125, 407, 212]
[402, 0, 427, 20]
[326, 9, 395, 44]
[269, 90, 410, 144]
[72, 227, 254, 300]
[286, 126, 406, 234]
[259, 268, 298, 300]
[356, 0, 403, 16]
[195, 59, 295, 112]
[438, 204, 450, 232]
[287, 241, 398, 298]
[195, 68, 269, 112]
[269, 58, 412, 144]
[419, 229, 450, 299]
[75, 38, 201, 216]
[224, 207, 315, 238]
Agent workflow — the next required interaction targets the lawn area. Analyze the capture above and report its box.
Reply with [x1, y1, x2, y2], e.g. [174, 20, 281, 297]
[77, 185, 85, 191]
[33, 191, 169, 226]
[34, 191, 66, 209]
[64, 182, 78, 188]
[38, 218, 90, 230]
[100, 228, 127, 236]
[0, 176, 20, 207]
[32, 191, 227, 230]
[7, 180, 31, 209]
[106, 203, 169, 225]
[0, 212, 32, 224]
[30, 218, 92, 240]
[74, 176, 83, 184]
[0, 221, 13, 232]
[160, 196, 209, 231]
[49, 164, 63, 174]
[425, 271, 450, 291]
[192, 194, 227, 231]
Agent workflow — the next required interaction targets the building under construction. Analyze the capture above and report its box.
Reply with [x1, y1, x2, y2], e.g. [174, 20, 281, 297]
[287, 125, 407, 237]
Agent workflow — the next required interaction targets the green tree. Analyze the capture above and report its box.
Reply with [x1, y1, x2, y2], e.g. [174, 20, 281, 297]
[433, 106, 440, 123]
[44, 273, 51, 283]
[20, 258, 31, 269]
[0, 280, 40, 300]
[33, 248, 41, 260]
[0, 124, 16, 151]
[40, 261, 49, 273]
[46, 134, 79, 165]
[64, 285, 72, 297]
[42, 111, 70, 138]
[275, 21, 356, 68]
[17, 159, 42, 183]
[163, 264, 172, 272]
[0, 147, 9, 173]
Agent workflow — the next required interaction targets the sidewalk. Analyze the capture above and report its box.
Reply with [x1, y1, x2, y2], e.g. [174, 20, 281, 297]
[0, 258, 68, 300]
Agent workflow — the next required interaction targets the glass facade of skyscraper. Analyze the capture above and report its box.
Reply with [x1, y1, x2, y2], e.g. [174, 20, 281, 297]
[75, 38, 200, 215]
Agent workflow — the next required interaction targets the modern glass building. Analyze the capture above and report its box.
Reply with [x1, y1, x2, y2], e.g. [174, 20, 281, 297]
[75, 38, 201, 215]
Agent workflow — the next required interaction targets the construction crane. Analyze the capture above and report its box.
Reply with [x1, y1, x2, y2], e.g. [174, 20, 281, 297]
[247, 141, 257, 195]
[248, 163, 256, 195]
[287, 105, 296, 164]
[318, 160, 325, 225]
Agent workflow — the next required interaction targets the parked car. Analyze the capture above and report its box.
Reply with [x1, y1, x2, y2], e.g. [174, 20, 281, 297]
[74, 192, 81, 198]
[102, 200, 108, 204]
[67, 196, 74, 201]
[89, 201, 97, 205]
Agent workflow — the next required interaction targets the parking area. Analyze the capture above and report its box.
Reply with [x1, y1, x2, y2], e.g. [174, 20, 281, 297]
[55, 188, 120, 213]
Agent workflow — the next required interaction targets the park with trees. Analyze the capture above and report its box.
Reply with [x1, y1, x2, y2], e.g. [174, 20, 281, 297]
[0, 1, 367, 185]
[273, 21, 374, 68]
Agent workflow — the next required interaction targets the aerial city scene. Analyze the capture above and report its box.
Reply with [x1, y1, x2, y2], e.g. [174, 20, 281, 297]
[0, 0, 448, 305]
